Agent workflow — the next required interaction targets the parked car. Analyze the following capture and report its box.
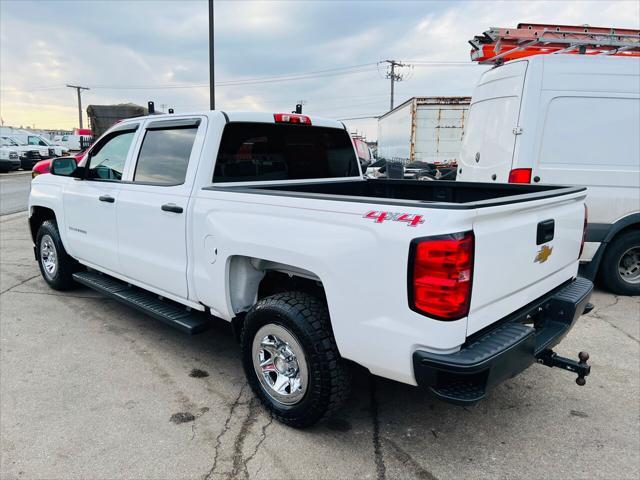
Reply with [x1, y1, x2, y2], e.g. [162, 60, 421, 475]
[1, 136, 47, 170]
[0, 145, 20, 173]
[7, 131, 68, 157]
[457, 54, 640, 295]
[29, 111, 592, 427]
[352, 136, 373, 171]
[31, 152, 84, 178]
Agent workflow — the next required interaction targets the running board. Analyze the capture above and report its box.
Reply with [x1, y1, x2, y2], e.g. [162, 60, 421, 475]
[72, 271, 210, 335]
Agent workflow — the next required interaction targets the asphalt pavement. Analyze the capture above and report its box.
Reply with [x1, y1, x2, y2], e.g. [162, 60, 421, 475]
[1, 211, 639, 479]
[0, 172, 31, 216]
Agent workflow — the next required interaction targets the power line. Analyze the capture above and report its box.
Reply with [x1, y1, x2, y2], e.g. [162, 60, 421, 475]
[89, 66, 377, 90]
[0, 63, 380, 94]
[3, 61, 480, 94]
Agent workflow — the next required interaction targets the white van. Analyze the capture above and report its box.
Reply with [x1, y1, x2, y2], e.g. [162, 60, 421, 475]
[1, 129, 68, 157]
[457, 54, 639, 295]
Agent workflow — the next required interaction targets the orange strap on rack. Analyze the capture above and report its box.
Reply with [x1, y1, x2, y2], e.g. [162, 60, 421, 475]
[470, 23, 640, 64]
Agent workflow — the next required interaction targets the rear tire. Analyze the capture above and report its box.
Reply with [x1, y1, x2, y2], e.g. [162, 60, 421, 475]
[240, 291, 351, 428]
[599, 230, 640, 296]
[36, 220, 80, 290]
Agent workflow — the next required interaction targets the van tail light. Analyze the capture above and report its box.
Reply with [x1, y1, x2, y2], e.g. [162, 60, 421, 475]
[508, 168, 532, 184]
[409, 231, 474, 320]
[273, 113, 312, 125]
[579, 204, 588, 258]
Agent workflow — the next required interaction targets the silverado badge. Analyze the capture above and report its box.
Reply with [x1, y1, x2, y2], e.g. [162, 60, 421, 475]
[535, 245, 553, 263]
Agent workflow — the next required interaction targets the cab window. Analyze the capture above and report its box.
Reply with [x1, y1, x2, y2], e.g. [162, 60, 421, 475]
[86, 131, 136, 181]
[133, 126, 197, 185]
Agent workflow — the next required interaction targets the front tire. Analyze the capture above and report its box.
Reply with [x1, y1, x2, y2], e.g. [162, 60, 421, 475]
[36, 220, 79, 290]
[241, 292, 351, 428]
[599, 230, 640, 296]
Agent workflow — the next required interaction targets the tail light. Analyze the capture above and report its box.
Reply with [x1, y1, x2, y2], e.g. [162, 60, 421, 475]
[579, 204, 588, 258]
[273, 113, 311, 125]
[508, 168, 532, 184]
[409, 231, 474, 320]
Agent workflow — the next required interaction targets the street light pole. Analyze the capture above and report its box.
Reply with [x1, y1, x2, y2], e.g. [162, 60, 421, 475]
[66, 84, 90, 129]
[208, 0, 215, 110]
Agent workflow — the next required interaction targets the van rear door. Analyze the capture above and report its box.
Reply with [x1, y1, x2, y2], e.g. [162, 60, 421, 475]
[458, 61, 528, 183]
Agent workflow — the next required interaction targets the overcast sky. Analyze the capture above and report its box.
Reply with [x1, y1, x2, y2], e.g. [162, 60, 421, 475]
[1, 0, 638, 139]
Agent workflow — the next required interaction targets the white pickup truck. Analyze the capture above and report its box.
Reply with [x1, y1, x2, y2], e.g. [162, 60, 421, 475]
[29, 111, 593, 427]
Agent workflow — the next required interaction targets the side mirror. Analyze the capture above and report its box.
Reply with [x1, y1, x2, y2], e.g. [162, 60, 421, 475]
[50, 157, 78, 177]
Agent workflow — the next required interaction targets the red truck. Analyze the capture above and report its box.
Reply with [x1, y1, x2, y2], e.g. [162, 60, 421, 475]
[32, 152, 85, 179]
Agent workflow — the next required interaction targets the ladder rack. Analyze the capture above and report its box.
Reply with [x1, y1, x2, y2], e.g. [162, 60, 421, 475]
[470, 23, 640, 65]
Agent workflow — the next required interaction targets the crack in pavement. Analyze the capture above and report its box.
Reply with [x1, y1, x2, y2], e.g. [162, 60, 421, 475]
[204, 384, 247, 480]
[590, 312, 639, 344]
[0, 274, 40, 294]
[383, 437, 440, 480]
[7, 289, 109, 300]
[590, 295, 620, 315]
[229, 396, 261, 480]
[370, 376, 386, 480]
[243, 414, 273, 472]
[588, 295, 639, 344]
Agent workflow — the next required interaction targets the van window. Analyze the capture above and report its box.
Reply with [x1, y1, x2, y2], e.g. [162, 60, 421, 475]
[28, 136, 45, 146]
[213, 123, 359, 182]
[134, 127, 197, 185]
[539, 96, 640, 169]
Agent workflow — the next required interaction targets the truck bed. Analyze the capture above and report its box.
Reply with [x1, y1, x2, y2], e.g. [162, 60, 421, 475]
[209, 179, 585, 209]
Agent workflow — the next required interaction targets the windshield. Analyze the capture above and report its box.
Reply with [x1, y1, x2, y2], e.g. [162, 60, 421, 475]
[1, 136, 19, 146]
[27, 135, 51, 146]
[10, 136, 28, 146]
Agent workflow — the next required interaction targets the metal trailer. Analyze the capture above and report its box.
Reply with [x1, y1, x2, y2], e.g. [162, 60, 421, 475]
[376, 97, 471, 165]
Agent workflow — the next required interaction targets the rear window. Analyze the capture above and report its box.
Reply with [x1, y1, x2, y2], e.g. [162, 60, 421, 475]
[213, 123, 359, 183]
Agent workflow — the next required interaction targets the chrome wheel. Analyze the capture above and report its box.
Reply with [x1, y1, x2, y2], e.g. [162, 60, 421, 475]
[40, 234, 58, 280]
[618, 246, 640, 284]
[252, 324, 308, 406]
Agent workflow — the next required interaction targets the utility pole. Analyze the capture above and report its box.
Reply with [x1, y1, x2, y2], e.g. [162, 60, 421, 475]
[382, 60, 408, 111]
[208, 0, 215, 110]
[66, 84, 89, 129]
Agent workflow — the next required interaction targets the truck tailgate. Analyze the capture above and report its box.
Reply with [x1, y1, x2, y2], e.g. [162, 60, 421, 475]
[467, 190, 586, 335]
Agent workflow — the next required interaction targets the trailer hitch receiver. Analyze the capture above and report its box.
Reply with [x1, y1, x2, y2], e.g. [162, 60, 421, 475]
[537, 350, 591, 386]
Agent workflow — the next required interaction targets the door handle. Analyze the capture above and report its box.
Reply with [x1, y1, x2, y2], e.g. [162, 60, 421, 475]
[161, 203, 183, 214]
[537, 219, 555, 245]
[99, 195, 115, 203]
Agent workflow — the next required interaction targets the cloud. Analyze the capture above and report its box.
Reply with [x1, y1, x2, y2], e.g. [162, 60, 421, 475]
[1, 0, 638, 135]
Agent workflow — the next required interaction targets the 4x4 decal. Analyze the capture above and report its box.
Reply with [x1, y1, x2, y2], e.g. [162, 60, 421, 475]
[363, 211, 425, 227]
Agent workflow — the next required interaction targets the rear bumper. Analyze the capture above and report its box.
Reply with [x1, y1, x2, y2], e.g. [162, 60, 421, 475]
[0, 159, 21, 171]
[413, 277, 593, 405]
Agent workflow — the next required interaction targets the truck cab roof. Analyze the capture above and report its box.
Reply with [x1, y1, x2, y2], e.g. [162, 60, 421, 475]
[116, 111, 347, 131]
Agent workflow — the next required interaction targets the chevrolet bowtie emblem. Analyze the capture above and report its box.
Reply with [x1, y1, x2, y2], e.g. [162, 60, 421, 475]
[535, 245, 553, 263]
